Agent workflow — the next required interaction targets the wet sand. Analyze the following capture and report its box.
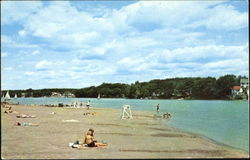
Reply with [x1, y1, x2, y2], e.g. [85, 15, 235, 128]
[1, 104, 249, 159]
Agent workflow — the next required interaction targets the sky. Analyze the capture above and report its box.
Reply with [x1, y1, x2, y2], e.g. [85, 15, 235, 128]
[1, 0, 249, 90]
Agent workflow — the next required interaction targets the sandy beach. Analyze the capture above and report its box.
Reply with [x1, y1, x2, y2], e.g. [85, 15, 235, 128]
[1, 104, 249, 159]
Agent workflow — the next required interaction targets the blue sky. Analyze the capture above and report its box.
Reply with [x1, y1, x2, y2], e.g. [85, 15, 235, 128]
[1, 0, 249, 90]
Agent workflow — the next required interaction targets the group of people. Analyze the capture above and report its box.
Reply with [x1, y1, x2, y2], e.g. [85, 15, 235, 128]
[156, 104, 172, 119]
[2, 103, 39, 126]
[70, 100, 91, 109]
[4, 106, 13, 114]
[4, 106, 19, 114]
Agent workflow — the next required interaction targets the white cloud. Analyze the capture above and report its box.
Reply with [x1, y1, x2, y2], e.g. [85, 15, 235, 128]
[118, 1, 247, 31]
[35, 60, 52, 69]
[31, 50, 40, 55]
[1, 1, 248, 89]
[24, 71, 35, 75]
[10, 1, 246, 55]
[204, 59, 247, 69]
[202, 4, 248, 30]
[18, 30, 26, 37]
[114, 43, 248, 77]
[152, 44, 248, 63]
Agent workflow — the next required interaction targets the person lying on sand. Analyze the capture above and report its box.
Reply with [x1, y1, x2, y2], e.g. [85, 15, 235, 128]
[14, 122, 39, 126]
[16, 114, 36, 118]
[83, 112, 96, 116]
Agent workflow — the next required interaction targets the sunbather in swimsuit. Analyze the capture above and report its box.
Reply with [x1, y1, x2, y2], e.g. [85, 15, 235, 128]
[84, 131, 96, 147]
[84, 129, 108, 147]
[15, 122, 39, 126]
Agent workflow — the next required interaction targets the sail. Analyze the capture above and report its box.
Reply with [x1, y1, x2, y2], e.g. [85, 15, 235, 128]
[14, 94, 17, 98]
[97, 93, 100, 99]
[5, 91, 11, 99]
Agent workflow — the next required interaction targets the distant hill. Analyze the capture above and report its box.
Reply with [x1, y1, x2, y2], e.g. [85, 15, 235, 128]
[1, 74, 248, 100]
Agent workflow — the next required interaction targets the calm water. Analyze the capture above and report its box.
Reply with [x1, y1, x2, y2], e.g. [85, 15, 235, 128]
[8, 97, 249, 152]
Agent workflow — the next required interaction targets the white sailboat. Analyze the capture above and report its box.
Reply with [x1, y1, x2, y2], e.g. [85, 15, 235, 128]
[97, 93, 101, 99]
[5, 91, 11, 100]
[14, 94, 17, 98]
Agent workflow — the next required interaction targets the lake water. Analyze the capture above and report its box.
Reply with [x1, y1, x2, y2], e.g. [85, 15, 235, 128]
[7, 97, 249, 152]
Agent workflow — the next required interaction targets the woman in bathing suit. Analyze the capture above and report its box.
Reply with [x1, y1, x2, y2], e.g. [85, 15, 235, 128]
[84, 129, 107, 147]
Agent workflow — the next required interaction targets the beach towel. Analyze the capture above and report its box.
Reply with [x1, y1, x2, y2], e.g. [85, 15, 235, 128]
[62, 119, 79, 123]
[69, 140, 108, 149]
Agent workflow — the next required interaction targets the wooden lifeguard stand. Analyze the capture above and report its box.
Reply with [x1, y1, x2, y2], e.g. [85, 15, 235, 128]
[121, 105, 133, 119]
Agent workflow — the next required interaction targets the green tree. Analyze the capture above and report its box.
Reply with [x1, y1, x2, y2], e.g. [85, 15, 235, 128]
[216, 75, 238, 99]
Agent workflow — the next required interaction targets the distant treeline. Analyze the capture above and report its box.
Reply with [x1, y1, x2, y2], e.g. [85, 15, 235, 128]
[1, 75, 248, 100]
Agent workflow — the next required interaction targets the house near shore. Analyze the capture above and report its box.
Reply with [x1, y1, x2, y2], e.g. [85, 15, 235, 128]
[63, 92, 75, 98]
[21, 93, 25, 98]
[231, 86, 242, 95]
[51, 92, 62, 97]
[231, 78, 249, 99]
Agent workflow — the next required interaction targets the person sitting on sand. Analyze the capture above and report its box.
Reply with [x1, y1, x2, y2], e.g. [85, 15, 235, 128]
[83, 129, 107, 147]
[14, 121, 39, 126]
[84, 131, 96, 147]
[4, 110, 13, 114]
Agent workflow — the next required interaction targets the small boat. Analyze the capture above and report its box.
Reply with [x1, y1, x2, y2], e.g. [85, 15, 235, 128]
[5, 91, 11, 100]
[97, 93, 100, 100]
[14, 94, 17, 98]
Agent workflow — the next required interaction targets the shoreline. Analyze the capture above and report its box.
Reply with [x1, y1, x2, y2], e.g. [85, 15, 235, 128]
[5, 103, 250, 153]
[1, 104, 249, 158]
[4, 97, 249, 101]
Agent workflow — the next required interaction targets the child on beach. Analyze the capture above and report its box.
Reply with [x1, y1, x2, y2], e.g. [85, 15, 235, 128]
[156, 104, 160, 112]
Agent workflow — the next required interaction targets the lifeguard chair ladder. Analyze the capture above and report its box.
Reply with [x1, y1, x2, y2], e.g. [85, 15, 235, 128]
[121, 105, 133, 119]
